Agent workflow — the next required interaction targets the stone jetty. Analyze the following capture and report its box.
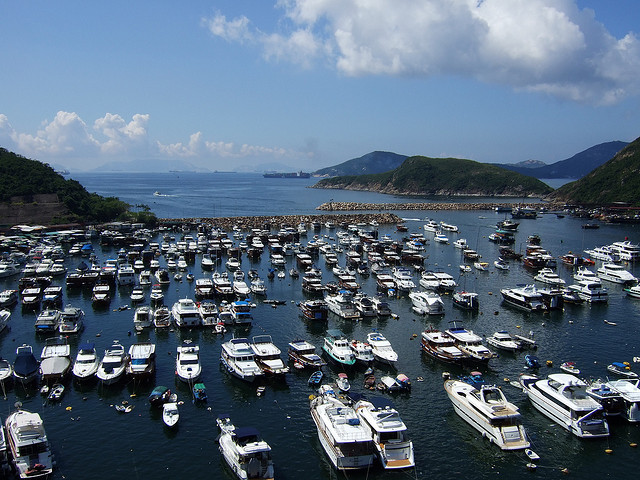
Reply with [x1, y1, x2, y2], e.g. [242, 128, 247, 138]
[316, 201, 563, 211]
[159, 212, 402, 230]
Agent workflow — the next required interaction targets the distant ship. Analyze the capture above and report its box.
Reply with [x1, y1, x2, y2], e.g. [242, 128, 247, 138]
[263, 171, 311, 179]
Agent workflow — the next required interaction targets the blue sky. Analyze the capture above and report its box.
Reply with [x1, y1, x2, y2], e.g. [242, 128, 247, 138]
[1, 0, 639, 172]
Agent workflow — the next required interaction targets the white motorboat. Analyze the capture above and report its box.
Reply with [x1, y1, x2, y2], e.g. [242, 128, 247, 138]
[574, 266, 600, 283]
[0, 289, 18, 307]
[162, 402, 179, 428]
[424, 220, 439, 232]
[354, 397, 415, 469]
[440, 221, 459, 232]
[139, 270, 152, 286]
[198, 301, 218, 326]
[494, 258, 510, 270]
[116, 264, 136, 286]
[608, 240, 640, 262]
[325, 290, 360, 319]
[444, 380, 530, 450]
[349, 339, 374, 364]
[216, 415, 274, 480]
[172, 298, 202, 328]
[230, 300, 253, 326]
[91, 283, 111, 304]
[520, 374, 609, 438]
[434, 232, 449, 244]
[420, 271, 457, 291]
[409, 291, 445, 315]
[194, 278, 214, 299]
[366, 331, 398, 366]
[591, 379, 640, 423]
[42, 285, 63, 306]
[534, 268, 566, 286]
[130, 286, 145, 303]
[486, 331, 521, 352]
[153, 306, 172, 328]
[584, 246, 619, 263]
[567, 280, 608, 303]
[213, 271, 234, 296]
[220, 338, 263, 382]
[322, 329, 356, 366]
[5, 409, 54, 479]
[474, 261, 489, 271]
[391, 267, 416, 292]
[150, 284, 164, 304]
[500, 285, 547, 312]
[625, 284, 640, 298]
[445, 325, 495, 365]
[133, 306, 153, 330]
[250, 277, 267, 295]
[175, 340, 201, 382]
[96, 341, 128, 385]
[39, 336, 71, 381]
[453, 238, 468, 249]
[0, 308, 10, 334]
[353, 293, 376, 317]
[127, 342, 156, 377]
[597, 263, 637, 285]
[287, 340, 326, 369]
[250, 335, 290, 376]
[72, 342, 99, 380]
[0, 357, 14, 385]
[233, 280, 251, 298]
[607, 362, 638, 378]
[309, 388, 376, 470]
[420, 328, 468, 365]
[34, 309, 60, 333]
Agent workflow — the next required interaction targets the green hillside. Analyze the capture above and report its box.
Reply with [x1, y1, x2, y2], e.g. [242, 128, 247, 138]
[0, 148, 155, 224]
[551, 136, 640, 204]
[314, 151, 408, 177]
[313, 156, 553, 196]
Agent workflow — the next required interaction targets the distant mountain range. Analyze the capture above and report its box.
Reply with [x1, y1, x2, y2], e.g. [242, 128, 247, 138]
[550, 136, 640, 204]
[313, 151, 408, 177]
[500, 141, 628, 179]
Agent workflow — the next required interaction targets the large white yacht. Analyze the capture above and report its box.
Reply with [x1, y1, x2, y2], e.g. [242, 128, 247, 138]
[250, 335, 289, 377]
[175, 340, 201, 383]
[444, 380, 530, 450]
[534, 268, 566, 286]
[310, 388, 376, 470]
[597, 263, 637, 285]
[354, 397, 415, 469]
[609, 240, 640, 262]
[391, 267, 416, 292]
[171, 298, 202, 328]
[5, 409, 54, 479]
[567, 280, 608, 303]
[573, 266, 600, 283]
[220, 338, 264, 382]
[584, 246, 620, 263]
[324, 290, 360, 319]
[520, 374, 609, 438]
[366, 331, 398, 366]
[500, 285, 547, 312]
[216, 415, 274, 480]
[409, 290, 445, 315]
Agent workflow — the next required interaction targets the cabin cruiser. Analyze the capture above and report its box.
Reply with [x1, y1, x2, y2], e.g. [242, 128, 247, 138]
[421, 328, 468, 365]
[139, 270, 152, 286]
[325, 290, 360, 319]
[584, 246, 619, 263]
[197, 301, 218, 327]
[424, 220, 439, 232]
[216, 415, 274, 480]
[309, 388, 376, 470]
[453, 238, 468, 249]
[213, 272, 234, 297]
[153, 306, 172, 328]
[608, 240, 640, 262]
[40, 336, 71, 382]
[220, 338, 263, 382]
[409, 290, 445, 315]
[500, 285, 547, 312]
[299, 299, 328, 321]
[452, 291, 479, 311]
[5, 409, 54, 479]
[175, 340, 201, 382]
[72, 342, 99, 380]
[250, 277, 267, 295]
[520, 374, 609, 438]
[574, 266, 600, 283]
[445, 326, 495, 365]
[444, 380, 529, 450]
[91, 283, 111, 304]
[392, 267, 416, 291]
[127, 342, 156, 377]
[376, 274, 396, 292]
[34, 309, 61, 333]
[486, 331, 521, 352]
[354, 397, 415, 469]
[250, 335, 289, 377]
[567, 280, 608, 303]
[172, 298, 201, 328]
[133, 306, 153, 330]
[116, 264, 136, 286]
[194, 278, 214, 299]
[434, 232, 449, 244]
[597, 263, 637, 285]
[42, 285, 63, 307]
[353, 294, 376, 317]
[588, 379, 640, 423]
[130, 286, 145, 303]
[440, 221, 459, 232]
[21, 287, 42, 307]
[322, 329, 356, 366]
[287, 340, 326, 369]
[349, 339, 375, 365]
[371, 297, 392, 316]
[233, 280, 251, 298]
[0, 289, 18, 307]
[534, 268, 566, 286]
[96, 341, 128, 385]
[230, 300, 253, 326]
[366, 331, 398, 366]
[150, 285, 164, 305]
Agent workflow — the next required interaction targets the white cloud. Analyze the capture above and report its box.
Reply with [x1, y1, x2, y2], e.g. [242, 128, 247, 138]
[205, 0, 640, 104]
[94, 113, 150, 154]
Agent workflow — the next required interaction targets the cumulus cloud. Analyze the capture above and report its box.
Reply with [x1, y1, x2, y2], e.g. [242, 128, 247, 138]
[94, 113, 150, 154]
[204, 0, 640, 104]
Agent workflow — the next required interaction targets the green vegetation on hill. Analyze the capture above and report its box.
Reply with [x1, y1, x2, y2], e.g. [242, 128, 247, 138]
[0, 148, 156, 224]
[314, 156, 553, 196]
[551, 136, 640, 205]
[314, 151, 408, 177]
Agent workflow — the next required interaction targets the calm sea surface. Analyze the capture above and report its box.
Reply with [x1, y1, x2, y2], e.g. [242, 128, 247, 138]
[1, 172, 639, 480]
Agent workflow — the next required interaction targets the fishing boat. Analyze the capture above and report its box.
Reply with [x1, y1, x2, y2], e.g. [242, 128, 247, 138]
[444, 379, 530, 450]
[175, 340, 201, 383]
[72, 343, 99, 380]
[216, 415, 274, 480]
[162, 402, 179, 428]
[5, 408, 53, 479]
[193, 383, 207, 401]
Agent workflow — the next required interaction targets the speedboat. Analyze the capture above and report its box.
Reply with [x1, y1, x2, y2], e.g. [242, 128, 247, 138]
[500, 285, 547, 312]
[486, 331, 521, 352]
[420, 328, 469, 365]
[597, 263, 637, 285]
[607, 362, 638, 378]
[534, 268, 566, 286]
[220, 338, 264, 382]
[440, 221, 459, 232]
[409, 290, 445, 315]
[171, 298, 201, 328]
[216, 415, 274, 480]
[13, 344, 40, 384]
[366, 331, 398, 366]
[567, 280, 608, 303]
[560, 361, 580, 375]
[445, 326, 495, 365]
[287, 340, 326, 369]
[72, 343, 99, 380]
[5, 409, 54, 479]
[309, 388, 375, 470]
[336, 372, 350, 392]
[520, 374, 609, 438]
[127, 342, 156, 378]
[162, 402, 179, 428]
[96, 341, 128, 385]
[250, 335, 290, 377]
[444, 380, 530, 450]
[473, 261, 489, 271]
[0, 309, 9, 334]
[39, 336, 71, 382]
[175, 340, 201, 382]
[322, 329, 356, 366]
[354, 397, 415, 469]
[453, 238, 468, 249]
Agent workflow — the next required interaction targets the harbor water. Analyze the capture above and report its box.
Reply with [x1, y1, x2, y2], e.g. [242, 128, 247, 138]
[1, 172, 639, 480]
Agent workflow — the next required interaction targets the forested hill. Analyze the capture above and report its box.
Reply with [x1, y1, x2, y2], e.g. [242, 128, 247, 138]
[313, 156, 553, 197]
[314, 151, 408, 177]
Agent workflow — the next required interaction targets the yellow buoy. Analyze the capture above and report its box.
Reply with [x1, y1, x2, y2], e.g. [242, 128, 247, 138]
[605, 448, 613, 454]
[630, 443, 638, 448]
[66, 406, 72, 411]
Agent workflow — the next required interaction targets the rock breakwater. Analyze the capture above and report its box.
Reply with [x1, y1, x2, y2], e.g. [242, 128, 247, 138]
[317, 201, 562, 211]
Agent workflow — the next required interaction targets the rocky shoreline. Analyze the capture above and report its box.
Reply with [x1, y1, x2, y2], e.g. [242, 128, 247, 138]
[316, 201, 563, 211]
[159, 212, 403, 230]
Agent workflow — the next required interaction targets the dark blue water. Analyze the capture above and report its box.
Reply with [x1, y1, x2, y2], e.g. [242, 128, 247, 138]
[2, 173, 639, 480]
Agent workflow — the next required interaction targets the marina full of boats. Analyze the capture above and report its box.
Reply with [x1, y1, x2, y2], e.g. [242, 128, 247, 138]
[0, 212, 639, 480]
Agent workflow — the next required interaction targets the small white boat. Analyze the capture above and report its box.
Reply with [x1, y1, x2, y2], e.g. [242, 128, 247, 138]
[162, 402, 179, 428]
[96, 341, 128, 385]
[474, 261, 489, 271]
[560, 361, 580, 375]
[434, 232, 449, 244]
[494, 258, 510, 270]
[72, 342, 99, 380]
[486, 331, 521, 352]
[624, 284, 640, 299]
[175, 340, 201, 382]
[216, 415, 274, 479]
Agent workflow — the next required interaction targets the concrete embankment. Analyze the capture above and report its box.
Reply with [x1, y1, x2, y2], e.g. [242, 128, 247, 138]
[159, 212, 403, 230]
[316, 201, 563, 211]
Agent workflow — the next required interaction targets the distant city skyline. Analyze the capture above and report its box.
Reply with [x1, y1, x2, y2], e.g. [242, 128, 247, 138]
[1, 1, 639, 172]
